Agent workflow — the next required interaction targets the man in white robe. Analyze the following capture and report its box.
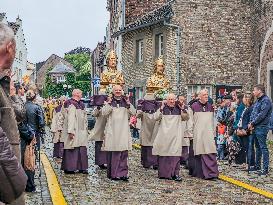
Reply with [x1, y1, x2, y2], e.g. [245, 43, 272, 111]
[189, 89, 219, 179]
[61, 89, 89, 174]
[90, 106, 107, 169]
[136, 93, 159, 169]
[102, 85, 136, 181]
[51, 96, 66, 159]
[153, 93, 189, 181]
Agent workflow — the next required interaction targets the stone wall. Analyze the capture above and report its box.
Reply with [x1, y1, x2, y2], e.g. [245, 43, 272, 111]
[125, 0, 169, 25]
[172, 0, 255, 93]
[122, 0, 257, 97]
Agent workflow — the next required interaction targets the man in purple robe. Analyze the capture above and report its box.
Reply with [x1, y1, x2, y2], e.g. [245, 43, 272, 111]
[153, 93, 189, 181]
[51, 96, 66, 159]
[102, 85, 136, 181]
[61, 89, 89, 174]
[136, 94, 159, 170]
[90, 106, 107, 169]
[190, 89, 219, 180]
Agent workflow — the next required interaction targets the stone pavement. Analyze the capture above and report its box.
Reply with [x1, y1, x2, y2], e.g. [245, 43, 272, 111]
[24, 128, 273, 205]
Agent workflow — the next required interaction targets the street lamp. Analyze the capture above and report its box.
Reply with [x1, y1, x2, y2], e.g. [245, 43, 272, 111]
[63, 84, 71, 97]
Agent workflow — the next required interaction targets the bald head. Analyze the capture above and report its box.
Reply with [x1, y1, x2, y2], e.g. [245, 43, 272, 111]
[199, 89, 209, 104]
[72, 89, 82, 100]
[113, 85, 123, 97]
[166, 93, 176, 107]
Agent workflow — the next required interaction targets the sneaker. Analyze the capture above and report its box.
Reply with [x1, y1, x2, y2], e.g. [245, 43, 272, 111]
[248, 167, 260, 172]
[172, 175, 182, 182]
[257, 170, 269, 177]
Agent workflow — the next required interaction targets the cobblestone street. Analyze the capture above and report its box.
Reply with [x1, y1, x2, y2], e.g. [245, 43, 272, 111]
[25, 129, 273, 205]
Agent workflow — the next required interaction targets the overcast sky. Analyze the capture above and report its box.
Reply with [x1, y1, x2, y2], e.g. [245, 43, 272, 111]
[1, 0, 109, 63]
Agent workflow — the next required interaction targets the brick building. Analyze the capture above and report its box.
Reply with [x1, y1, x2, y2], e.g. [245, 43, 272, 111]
[110, 0, 260, 101]
[256, 1, 273, 101]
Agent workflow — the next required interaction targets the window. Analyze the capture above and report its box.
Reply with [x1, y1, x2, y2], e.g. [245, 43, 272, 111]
[56, 75, 66, 83]
[187, 85, 212, 103]
[113, 0, 118, 13]
[155, 33, 164, 57]
[136, 39, 144, 63]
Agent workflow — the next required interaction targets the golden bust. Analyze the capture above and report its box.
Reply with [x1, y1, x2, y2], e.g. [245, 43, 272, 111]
[146, 57, 170, 93]
[99, 50, 125, 94]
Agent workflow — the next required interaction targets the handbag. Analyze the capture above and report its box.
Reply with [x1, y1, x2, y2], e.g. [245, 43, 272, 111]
[24, 138, 36, 171]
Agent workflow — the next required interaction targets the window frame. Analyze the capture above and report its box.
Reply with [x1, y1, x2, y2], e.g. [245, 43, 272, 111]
[187, 85, 212, 103]
[136, 39, 144, 63]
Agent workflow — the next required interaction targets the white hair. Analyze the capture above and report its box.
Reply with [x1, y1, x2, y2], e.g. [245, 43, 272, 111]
[0, 23, 15, 47]
[167, 93, 176, 100]
[198, 89, 208, 96]
[72, 89, 82, 96]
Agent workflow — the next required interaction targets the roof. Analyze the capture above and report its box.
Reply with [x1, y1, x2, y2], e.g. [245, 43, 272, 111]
[113, 2, 174, 37]
[36, 61, 45, 71]
[8, 22, 20, 34]
[48, 62, 76, 74]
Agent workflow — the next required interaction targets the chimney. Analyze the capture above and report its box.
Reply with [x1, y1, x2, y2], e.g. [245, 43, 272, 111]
[16, 15, 22, 27]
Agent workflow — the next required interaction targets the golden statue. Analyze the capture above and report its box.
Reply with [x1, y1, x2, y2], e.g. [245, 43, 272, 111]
[99, 50, 125, 94]
[146, 56, 170, 93]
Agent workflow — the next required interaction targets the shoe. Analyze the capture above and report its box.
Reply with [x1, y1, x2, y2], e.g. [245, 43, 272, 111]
[99, 164, 107, 169]
[248, 167, 260, 173]
[64, 170, 75, 174]
[159, 177, 172, 180]
[111, 177, 121, 181]
[120, 176, 129, 182]
[257, 170, 269, 177]
[153, 166, 158, 170]
[79, 170, 89, 174]
[172, 175, 182, 182]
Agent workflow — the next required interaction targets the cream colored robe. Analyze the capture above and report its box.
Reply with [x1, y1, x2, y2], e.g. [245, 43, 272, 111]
[152, 110, 186, 156]
[101, 103, 136, 151]
[136, 110, 157, 146]
[64, 104, 88, 149]
[50, 107, 65, 143]
[190, 111, 217, 155]
[90, 108, 107, 141]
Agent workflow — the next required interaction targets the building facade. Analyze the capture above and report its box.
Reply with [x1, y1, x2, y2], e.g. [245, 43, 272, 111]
[0, 13, 28, 83]
[111, 0, 257, 101]
[36, 54, 74, 91]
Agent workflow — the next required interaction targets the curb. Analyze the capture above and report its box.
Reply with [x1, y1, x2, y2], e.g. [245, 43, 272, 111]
[41, 152, 67, 205]
[132, 143, 273, 199]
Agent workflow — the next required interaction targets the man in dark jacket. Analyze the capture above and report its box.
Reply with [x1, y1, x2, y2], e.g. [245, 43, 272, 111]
[0, 127, 27, 204]
[0, 22, 27, 204]
[249, 84, 273, 176]
[24, 90, 45, 192]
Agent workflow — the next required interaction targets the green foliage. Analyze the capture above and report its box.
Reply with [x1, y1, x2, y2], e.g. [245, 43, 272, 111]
[43, 53, 92, 98]
[64, 53, 90, 72]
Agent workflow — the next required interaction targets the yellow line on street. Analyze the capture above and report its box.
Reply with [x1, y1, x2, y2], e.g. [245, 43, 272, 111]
[132, 143, 273, 199]
[219, 174, 273, 199]
[41, 152, 67, 205]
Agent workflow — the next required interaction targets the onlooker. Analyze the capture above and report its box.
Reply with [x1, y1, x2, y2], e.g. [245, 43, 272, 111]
[0, 22, 27, 204]
[233, 93, 246, 165]
[130, 115, 139, 139]
[216, 123, 226, 160]
[236, 92, 255, 171]
[249, 84, 272, 176]
[0, 127, 27, 204]
[25, 90, 45, 192]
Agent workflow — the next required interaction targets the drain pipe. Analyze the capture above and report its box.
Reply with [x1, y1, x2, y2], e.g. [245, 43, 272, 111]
[164, 20, 182, 95]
